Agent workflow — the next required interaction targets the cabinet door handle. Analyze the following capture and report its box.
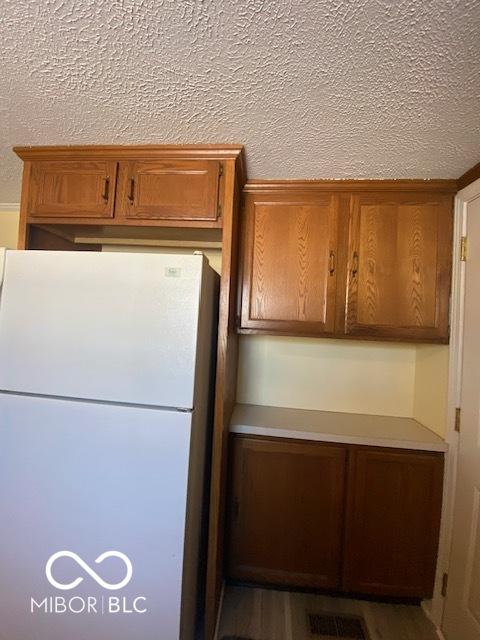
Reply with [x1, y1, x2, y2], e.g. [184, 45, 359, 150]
[128, 177, 135, 203]
[352, 251, 359, 277]
[102, 177, 110, 202]
[329, 251, 336, 275]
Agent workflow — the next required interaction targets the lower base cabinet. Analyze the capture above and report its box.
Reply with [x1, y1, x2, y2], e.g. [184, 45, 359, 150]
[226, 437, 346, 589]
[226, 435, 444, 599]
[343, 446, 444, 598]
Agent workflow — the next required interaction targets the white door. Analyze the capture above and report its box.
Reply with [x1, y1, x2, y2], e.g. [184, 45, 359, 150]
[0, 392, 192, 640]
[443, 193, 480, 639]
[0, 250, 207, 409]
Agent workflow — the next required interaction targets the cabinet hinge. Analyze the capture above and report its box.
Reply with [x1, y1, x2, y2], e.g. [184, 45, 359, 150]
[455, 407, 461, 433]
[217, 203, 223, 218]
[441, 572, 449, 597]
[460, 236, 468, 262]
[219, 164, 224, 177]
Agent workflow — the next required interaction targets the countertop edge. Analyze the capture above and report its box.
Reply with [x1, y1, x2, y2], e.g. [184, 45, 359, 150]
[230, 423, 448, 453]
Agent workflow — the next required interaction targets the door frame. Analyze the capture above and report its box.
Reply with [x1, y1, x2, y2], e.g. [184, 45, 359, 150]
[425, 178, 480, 634]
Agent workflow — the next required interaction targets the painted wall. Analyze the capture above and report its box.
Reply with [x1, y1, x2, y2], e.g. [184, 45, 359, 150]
[237, 335, 417, 417]
[0, 209, 19, 248]
[413, 345, 449, 437]
[237, 335, 449, 437]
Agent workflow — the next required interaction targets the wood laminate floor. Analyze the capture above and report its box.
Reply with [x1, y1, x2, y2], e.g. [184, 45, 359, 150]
[217, 586, 439, 640]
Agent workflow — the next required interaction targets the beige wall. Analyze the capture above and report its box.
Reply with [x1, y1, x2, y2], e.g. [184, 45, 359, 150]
[413, 345, 449, 437]
[237, 335, 450, 438]
[0, 209, 19, 248]
[237, 335, 417, 417]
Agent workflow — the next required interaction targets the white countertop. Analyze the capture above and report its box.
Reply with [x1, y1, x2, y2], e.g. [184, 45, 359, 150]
[230, 404, 448, 453]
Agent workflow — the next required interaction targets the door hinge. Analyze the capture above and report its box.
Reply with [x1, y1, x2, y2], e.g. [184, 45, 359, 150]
[455, 407, 461, 433]
[219, 164, 224, 177]
[441, 572, 449, 597]
[460, 236, 468, 262]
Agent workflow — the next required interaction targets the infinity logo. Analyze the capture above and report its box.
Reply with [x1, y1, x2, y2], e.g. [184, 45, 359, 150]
[46, 551, 133, 591]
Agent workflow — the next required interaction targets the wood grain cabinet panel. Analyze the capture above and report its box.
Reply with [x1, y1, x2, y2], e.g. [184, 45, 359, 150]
[240, 194, 339, 334]
[226, 436, 444, 599]
[239, 187, 453, 343]
[227, 436, 346, 589]
[343, 446, 444, 599]
[28, 161, 117, 218]
[116, 159, 222, 222]
[343, 193, 453, 342]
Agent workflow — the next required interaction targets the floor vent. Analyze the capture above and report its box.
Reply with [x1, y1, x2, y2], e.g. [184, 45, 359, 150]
[308, 613, 369, 639]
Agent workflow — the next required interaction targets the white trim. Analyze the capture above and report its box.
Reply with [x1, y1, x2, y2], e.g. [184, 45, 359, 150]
[457, 178, 480, 202]
[0, 203, 20, 212]
[429, 177, 480, 633]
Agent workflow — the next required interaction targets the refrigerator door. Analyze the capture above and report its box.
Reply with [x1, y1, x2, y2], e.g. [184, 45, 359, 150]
[0, 250, 207, 408]
[0, 392, 193, 640]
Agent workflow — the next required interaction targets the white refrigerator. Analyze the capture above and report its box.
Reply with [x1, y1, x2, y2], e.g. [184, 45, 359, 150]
[0, 248, 219, 640]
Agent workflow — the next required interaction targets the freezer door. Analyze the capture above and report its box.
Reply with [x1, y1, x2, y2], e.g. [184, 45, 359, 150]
[0, 250, 207, 408]
[0, 393, 194, 640]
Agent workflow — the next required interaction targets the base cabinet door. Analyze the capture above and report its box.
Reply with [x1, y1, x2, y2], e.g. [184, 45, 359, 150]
[227, 436, 346, 589]
[343, 446, 444, 598]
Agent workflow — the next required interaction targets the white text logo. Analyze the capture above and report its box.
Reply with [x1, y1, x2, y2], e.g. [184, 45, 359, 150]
[45, 551, 133, 591]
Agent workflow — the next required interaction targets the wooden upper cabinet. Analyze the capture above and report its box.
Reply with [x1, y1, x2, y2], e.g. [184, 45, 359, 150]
[116, 159, 223, 223]
[239, 183, 455, 343]
[240, 193, 339, 334]
[14, 146, 245, 235]
[343, 193, 453, 342]
[28, 161, 117, 218]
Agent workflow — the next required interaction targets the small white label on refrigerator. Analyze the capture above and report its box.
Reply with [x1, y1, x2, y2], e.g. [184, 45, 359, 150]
[164, 267, 182, 278]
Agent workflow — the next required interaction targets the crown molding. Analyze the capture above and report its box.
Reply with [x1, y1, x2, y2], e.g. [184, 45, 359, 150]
[13, 144, 244, 161]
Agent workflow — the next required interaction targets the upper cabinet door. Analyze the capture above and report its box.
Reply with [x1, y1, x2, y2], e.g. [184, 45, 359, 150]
[343, 193, 453, 342]
[240, 193, 339, 335]
[116, 160, 222, 223]
[28, 161, 117, 218]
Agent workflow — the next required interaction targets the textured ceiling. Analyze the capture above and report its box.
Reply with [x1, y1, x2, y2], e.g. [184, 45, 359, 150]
[1, 0, 480, 201]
